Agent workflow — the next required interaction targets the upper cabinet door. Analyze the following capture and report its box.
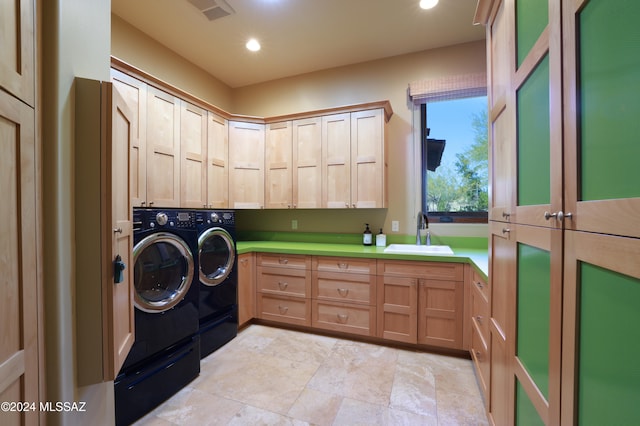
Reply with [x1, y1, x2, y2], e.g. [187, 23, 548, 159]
[350, 108, 386, 208]
[111, 70, 147, 208]
[0, 0, 35, 106]
[562, 0, 640, 238]
[322, 112, 351, 208]
[146, 86, 181, 207]
[293, 117, 322, 209]
[487, 0, 516, 223]
[180, 101, 208, 208]
[265, 121, 293, 209]
[207, 111, 229, 208]
[513, 0, 564, 229]
[228, 121, 265, 209]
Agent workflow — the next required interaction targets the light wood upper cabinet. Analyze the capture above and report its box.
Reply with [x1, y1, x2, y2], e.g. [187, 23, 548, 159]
[0, 0, 35, 106]
[322, 113, 351, 208]
[265, 121, 293, 208]
[207, 111, 229, 208]
[351, 108, 387, 208]
[322, 108, 388, 208]
[111, 70, 147, 208]
[146, 86, 181, 207]
[293, 117, 322, 208]
[229, 120, 265, 209]
[180, 101, 207, 208]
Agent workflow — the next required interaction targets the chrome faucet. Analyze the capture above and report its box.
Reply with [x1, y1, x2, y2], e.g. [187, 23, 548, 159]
[416, 211, 431, 245]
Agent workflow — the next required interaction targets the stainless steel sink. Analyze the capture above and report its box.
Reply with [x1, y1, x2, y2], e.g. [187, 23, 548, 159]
[383, 244, 454, 256]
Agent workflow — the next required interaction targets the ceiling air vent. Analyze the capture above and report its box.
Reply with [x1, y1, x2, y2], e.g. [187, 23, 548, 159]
[187, 0, 235, 21]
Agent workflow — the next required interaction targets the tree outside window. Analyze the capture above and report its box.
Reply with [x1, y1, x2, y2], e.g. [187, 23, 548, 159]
[422, 96, 488, 222]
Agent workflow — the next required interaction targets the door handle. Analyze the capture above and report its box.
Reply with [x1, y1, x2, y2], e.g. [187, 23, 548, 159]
[114, 254, 126, 284]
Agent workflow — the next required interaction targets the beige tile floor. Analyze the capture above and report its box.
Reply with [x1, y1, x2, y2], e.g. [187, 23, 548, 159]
[134, 325, 488, 426]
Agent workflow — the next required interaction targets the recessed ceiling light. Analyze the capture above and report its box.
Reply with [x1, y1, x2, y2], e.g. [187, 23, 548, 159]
[419, 0, 439, 10]
[246, 38, 261, 52]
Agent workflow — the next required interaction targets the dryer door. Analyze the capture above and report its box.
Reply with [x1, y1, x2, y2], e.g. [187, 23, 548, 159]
[133, 232, 195, 313]
[198, 228, 236, 286]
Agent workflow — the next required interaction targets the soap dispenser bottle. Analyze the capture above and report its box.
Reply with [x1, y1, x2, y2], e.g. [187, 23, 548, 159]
[376, 228, 386, 247]
[363, 223, 373, 246]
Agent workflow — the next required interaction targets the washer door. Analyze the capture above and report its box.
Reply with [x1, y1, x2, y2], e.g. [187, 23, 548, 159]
[133, 232, 195, 313]
[198, 227, 235, 286]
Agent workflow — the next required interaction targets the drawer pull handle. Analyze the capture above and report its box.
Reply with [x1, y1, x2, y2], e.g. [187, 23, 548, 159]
[279, 258, 289, 264]
[338, 263, 348, 269]
[278, 305, 288, 314]
[336, 313, 349, 323]
[337, 288, 349, 297]
[278, 281, 288, 291]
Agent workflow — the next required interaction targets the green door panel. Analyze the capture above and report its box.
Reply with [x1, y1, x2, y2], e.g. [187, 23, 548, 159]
[517, 243, 550, 399]
[517, 56, 550, 207]
[516, 381, 545, 426]
[577, 262, 640, 425]
[515, 0, 548, 67]
[579, 0, 640, 201]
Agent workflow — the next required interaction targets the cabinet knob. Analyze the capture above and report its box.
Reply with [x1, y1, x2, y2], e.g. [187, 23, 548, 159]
[502, 228, 511, 234]
[337, 288, 349, 297]
[277, 305, 288, 314]
[141, 201, 146, 206]
[476, 281, 483, 289]
[544, 211, 557, 220]
[338, 262, 348, 269]
[278, 258, 288, 264]
[148, 201, 154, 206]
[502, 212, 511, 219]
[113, 227, 123, 234]
[278, 281, 289, 291]
[475, 315, 483, 325]
[336, 313, 349, 323]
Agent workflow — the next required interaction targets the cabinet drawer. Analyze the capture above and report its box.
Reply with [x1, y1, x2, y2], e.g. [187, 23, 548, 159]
[257, 253, 311, 269]
[377, 260, 464, 281]
[471, 268, 490, 304]
[312, 300, 376, 337]
[257, 266, 310, 297]
[312, 271, 374, 305]
[257, 294, 310, 326]
[470, 321, 489, 398]
[470, 280, 490, 340]
[313, 256, 377, 274]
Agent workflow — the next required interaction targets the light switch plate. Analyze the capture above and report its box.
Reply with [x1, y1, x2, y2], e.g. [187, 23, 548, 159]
[291, 219, 298, 230]
[391, 220, 399, 232]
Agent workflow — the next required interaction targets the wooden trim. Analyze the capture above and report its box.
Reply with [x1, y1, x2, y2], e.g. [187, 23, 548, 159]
[111, 56, 393, 124]
[513, 27, 550, 91]
[473, 0, 495, 25]
[513, 357, 550, 425]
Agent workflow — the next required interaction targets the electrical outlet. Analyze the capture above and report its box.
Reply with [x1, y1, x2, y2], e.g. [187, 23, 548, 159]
[291, 219, 298, 230]
[391, 220, 399, 232]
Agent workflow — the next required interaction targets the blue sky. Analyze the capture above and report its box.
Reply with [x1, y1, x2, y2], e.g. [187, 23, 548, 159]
[426, 96, 487, 169]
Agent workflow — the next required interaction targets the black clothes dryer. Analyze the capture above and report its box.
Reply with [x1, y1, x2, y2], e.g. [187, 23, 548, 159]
[195, 210, 238, 358]
[115, 208, 201, 426]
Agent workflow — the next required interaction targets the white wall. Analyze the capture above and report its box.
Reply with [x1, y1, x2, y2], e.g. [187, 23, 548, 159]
[41, 0, 115, 424]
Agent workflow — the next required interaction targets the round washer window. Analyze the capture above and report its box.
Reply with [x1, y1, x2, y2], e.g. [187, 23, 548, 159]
[133, 232, 194, 313]
[198, 228, 235, 286]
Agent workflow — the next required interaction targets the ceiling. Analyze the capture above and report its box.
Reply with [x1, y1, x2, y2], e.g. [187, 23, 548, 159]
[111, 0, 485, 88]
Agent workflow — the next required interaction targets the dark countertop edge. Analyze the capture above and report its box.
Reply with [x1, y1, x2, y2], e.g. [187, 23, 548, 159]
[236, 241, 489, 280]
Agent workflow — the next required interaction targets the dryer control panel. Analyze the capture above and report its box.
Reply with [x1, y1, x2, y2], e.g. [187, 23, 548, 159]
[133, 208, 198, 230]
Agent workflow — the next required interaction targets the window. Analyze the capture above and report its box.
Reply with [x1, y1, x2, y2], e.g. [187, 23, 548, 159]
[421, 95, 488, 222]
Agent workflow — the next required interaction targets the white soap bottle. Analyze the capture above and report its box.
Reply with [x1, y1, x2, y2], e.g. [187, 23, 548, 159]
[376, 228, 386, 247]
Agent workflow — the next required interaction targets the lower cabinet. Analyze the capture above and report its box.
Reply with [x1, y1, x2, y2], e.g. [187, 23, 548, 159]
[311, 257, 377, 336]
[256, 253, 312, 326]
[238, 253, 256, 327]
[250, 254, 473, 353]
[377, 260, 466, 350]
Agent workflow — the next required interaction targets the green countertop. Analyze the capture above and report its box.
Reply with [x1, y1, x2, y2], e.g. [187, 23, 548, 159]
[236, 236, 488, 279]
